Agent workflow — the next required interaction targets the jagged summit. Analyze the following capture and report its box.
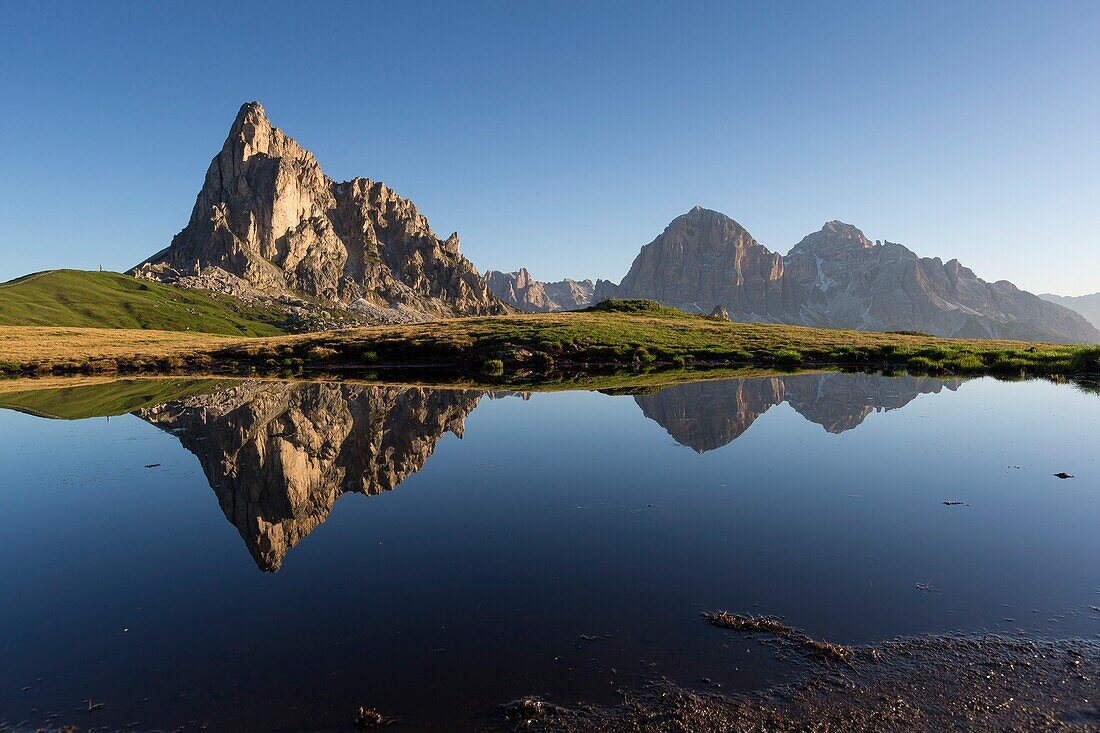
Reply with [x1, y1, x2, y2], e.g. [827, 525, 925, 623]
[484, 268, 614, 312]
[132, 101, 507, 322]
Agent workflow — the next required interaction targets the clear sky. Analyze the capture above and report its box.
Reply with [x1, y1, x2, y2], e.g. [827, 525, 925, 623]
[1, 1, 1098, 294]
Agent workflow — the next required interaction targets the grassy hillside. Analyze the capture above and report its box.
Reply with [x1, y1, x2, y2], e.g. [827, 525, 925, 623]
[0, 377, 230, 419]
[2, 300, 1099, 382]
[0, 269, 285, 336]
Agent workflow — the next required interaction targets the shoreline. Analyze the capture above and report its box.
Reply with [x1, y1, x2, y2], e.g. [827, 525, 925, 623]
[494, 632, 1100, 732]
[3, 302, 1100, 386]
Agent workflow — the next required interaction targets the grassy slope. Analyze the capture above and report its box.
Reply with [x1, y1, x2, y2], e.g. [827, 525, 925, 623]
[2, 300, 1098, 382]
[0, 269, 285, 336]
[223, 300, 1100, 376]
[0, 377, 230, 419]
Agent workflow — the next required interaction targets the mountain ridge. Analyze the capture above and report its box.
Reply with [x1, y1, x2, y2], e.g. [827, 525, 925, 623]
[1039, 292, 1100, 331]
[493, 207, 1097, 344]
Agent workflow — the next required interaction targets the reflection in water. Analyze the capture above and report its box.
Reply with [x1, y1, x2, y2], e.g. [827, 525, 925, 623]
[138, 383, 483, 571]
[636, 373, 964, 452]
[127, 373, 965, 569]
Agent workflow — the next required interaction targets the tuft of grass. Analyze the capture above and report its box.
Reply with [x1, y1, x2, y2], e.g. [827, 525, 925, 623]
[772, 348, 803, 367]
[481, 358, 505, 376]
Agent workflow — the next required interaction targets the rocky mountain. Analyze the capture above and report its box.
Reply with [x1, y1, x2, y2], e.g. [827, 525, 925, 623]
[1039, 293, 1100, 330]
[616, 207, 788, 319]
[635, 373, 964, 453]
[484, 268, 614, 312]
[611, 207, 1099, 344]
[132, 102, 507, 322]
[138, 381, 483, 571]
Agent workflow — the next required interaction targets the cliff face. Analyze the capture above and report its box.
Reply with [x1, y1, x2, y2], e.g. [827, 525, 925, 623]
[132, 102, 507, 320]
[612, 208, 1099, 343]
[484, 268, 613, 312]
[137, 381, 483, 571]
[634, 373, 964, 452]
[616, 207, 788, 319]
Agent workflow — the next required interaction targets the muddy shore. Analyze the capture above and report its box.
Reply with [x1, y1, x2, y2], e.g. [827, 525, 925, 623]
[491, 635, 1100, 733]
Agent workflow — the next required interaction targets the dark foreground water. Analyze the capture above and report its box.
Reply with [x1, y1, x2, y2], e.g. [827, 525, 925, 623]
[0, 373, 1098, 730]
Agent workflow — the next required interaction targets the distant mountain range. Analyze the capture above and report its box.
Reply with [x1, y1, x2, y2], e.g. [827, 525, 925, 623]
[490, 207, 1098, 344]
[126, 101, 1096, 343]
[1038, 293, 1100, 331]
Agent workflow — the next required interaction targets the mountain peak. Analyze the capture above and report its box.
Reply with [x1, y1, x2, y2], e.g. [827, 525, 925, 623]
[132, 102, 507, 320]
[821, 220, 870, 242]
[790, 220, 873, 256]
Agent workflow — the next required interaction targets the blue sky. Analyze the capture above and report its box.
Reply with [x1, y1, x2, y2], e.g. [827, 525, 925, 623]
[1, 1, 1098, 294]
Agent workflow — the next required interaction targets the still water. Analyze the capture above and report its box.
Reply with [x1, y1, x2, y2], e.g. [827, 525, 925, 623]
[1, 374, 1097, 730]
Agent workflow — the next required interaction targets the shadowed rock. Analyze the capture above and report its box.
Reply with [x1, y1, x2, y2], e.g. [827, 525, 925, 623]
[612, 208, 1099, 343]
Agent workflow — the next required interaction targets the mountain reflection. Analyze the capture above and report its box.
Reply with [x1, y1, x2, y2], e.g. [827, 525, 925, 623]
[122, 373, 964, 570]
[635, 373, 964, 452]
[137, 382, 483, 571]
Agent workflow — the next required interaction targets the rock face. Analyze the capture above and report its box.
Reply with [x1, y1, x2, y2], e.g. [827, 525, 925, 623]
[137, 381, 484, 571]
[617, 207, 787, 319]
[782, 222, 1097, 342]
[635, 373, 964, 452]
[708, 305, 731, 320]
[613, 207, 1099, 343]
[1039, 293, 1100, 331]
[132, 102, 507, 320]
[484, 268, 614, 312]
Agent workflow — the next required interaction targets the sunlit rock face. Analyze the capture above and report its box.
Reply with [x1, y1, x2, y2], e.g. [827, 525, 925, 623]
[132, 102, 507, 319]
[613, 208, 1099, 344]
[634, 373, 964, 452]
[138, 382, 482, 571]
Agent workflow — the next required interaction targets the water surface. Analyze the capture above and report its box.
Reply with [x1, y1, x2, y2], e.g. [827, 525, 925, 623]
[1, 373, 1097, 730]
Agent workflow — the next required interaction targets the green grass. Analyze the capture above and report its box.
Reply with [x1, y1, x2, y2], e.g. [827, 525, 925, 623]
[214, 299, 1098, 380]
[0, 270, 286, 336]
[4, 299, 1100, 384]
[0, 377, 230, 419]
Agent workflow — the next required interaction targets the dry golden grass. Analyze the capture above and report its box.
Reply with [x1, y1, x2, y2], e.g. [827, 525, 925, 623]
[0, 326, 233, 362]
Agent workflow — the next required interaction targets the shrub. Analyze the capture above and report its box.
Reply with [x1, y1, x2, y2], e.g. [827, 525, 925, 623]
[906, 356, 940, 373]
[363, 350, 380, 363]
[915, 346, 950, 361]
[773, 349, 803, 367]
[481, 358, 504, 376]
[942, 354, 985, 372]
[1070, 347, 1100, 373]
